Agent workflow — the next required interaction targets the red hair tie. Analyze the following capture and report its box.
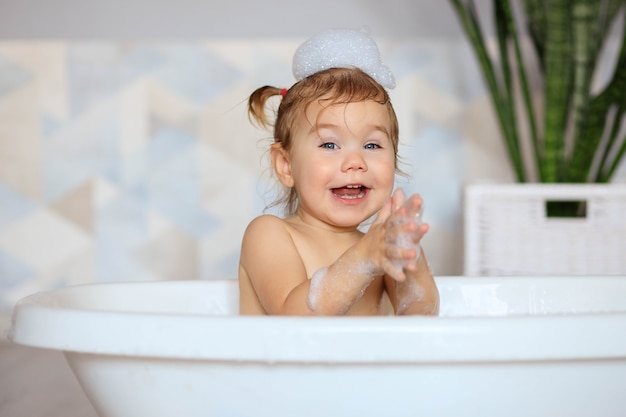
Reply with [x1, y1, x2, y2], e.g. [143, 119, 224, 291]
[280, 88, 287, 97]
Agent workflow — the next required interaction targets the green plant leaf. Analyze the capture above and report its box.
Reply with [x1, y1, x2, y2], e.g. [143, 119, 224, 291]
[569, 2, 626, 182]
[522, 0, 547, 70]
[543, 0, 572, 182]
[449, 0, 626, 184]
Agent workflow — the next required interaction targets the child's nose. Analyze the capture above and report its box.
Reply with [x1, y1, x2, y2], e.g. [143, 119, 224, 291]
[341, 150, 368, 172]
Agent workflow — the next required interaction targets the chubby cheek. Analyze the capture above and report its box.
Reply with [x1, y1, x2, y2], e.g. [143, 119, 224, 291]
[372, 158, 396, 194]
[292, 157, 336, 192]
[379, 175, 395, 204]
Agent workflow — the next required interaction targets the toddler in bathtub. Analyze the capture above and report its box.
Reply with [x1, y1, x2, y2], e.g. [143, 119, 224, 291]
[238, 28, 439, 316]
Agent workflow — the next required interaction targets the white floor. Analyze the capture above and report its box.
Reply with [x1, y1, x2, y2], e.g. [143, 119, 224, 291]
[0, 336, 99, 417]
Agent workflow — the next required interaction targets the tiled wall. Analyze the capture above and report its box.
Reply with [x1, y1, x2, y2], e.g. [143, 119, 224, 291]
[2, 38, 616, 311]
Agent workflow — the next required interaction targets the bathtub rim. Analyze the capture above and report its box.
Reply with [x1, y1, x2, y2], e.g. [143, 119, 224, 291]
[8, 277, 626, 364]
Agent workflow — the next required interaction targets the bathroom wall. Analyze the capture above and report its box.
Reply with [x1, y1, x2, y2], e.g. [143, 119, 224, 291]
[0, 1, 623, 311]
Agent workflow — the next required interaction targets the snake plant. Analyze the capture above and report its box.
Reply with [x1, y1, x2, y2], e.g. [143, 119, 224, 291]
[450, 0, 626, 183]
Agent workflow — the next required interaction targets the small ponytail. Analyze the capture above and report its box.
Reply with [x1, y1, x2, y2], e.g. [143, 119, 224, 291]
[247, 86, 284, 129]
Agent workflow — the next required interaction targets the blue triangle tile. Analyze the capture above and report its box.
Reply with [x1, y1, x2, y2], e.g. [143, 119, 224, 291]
[147, 127, 196, 163]
[0, 56, 32, 97]
[66, 43, 120, 116]
[0, 184, 36, 227]
[145, 145, 220, 238]
[210, 249, 240, 279]
[120, 45, 169, 83]
[250, 47, 293, 86]
[388, 43, 433, 78]
[0, 250, 35, 294]
[121, 127, 195, 189]
[154, 45, 243, 105]
[43, 115, 121, 201]
[41, 112, 63, 136]
[95, 194, 149, 281]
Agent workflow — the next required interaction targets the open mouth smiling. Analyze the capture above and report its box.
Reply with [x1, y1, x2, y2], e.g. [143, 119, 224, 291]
[331, 184, 369, 199]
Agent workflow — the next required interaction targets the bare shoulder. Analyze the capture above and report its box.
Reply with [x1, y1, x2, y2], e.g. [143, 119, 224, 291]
[239, 214, 308, 314]
[245, 213, 288, 231]
[241, 214, 292, 246]
[240, 214, 299, 265]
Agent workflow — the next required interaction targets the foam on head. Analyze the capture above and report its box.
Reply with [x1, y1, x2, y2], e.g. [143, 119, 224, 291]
[292, 28, 396, 90]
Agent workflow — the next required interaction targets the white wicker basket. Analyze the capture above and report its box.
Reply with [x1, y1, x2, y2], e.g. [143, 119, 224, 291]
[464, 183, 626, 276]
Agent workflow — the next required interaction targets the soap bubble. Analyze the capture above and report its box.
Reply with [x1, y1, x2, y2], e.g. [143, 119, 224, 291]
[292, 28, 396, 89]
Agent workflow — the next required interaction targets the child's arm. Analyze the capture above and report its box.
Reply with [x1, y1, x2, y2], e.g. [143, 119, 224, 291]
[239, 214, 317, 315]
[385, 250, 440, 315]
[239, 214, 385, 315]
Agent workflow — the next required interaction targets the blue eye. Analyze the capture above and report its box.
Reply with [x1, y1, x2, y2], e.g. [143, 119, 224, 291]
[364, 143, 381, 150]
[320, 142, 337, 150]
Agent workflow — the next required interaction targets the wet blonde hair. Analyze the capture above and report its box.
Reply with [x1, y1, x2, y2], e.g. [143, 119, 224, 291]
[248, 67, 400, 216]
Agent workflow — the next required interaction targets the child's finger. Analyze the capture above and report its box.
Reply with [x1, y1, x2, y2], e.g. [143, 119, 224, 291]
[405, 194, 424, 217]
[391, 188, 406, 211]
[382, 258, 406, 282]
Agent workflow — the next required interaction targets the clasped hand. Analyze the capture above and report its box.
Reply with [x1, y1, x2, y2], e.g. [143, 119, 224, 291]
[367, 188, 428, 282]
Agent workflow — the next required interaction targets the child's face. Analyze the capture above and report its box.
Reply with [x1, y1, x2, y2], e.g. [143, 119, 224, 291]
[286, 99, 396, 229]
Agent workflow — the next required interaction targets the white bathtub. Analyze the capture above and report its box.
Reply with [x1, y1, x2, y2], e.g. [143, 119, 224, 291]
[8, 277, 626, 417]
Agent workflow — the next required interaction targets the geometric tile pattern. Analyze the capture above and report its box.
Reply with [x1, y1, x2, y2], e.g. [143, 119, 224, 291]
[0, 39, 623, 311]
